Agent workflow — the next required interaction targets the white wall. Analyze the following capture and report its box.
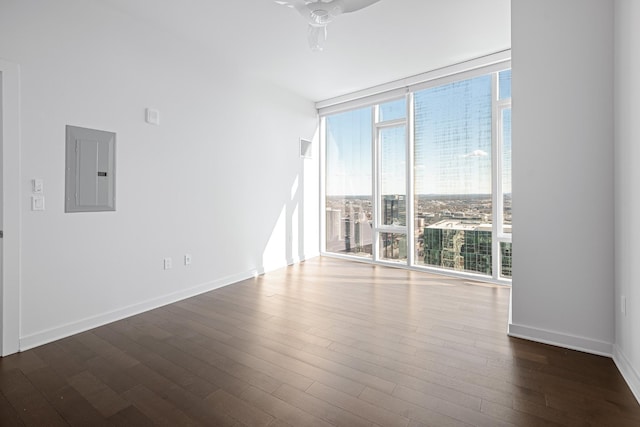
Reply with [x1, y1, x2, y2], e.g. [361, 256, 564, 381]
[0, 0, 319, 351]
[614, 0, 640, 401]
[510, 0, 615, 355]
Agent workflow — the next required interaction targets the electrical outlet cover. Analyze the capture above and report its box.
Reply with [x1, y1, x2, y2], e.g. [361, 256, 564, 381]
[31, 195, 45, 211]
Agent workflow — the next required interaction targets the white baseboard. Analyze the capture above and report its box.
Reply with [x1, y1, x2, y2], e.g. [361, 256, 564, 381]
[507, 322, 613, 357]
[19, 258, 313, 352]
[253, 253, 318, 276]
[613, 345, 640, 404]
[508, 324, 640, 406]
[287, 252, 319, 266]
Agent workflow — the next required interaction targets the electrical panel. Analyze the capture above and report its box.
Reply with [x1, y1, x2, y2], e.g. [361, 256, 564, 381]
[65, 125, 116, 213]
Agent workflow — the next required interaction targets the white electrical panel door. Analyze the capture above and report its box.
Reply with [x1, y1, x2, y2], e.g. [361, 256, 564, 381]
[65, 125, 116, 212]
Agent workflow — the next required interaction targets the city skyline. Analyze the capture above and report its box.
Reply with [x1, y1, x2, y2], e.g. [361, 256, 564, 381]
[324, 194, 512, 278]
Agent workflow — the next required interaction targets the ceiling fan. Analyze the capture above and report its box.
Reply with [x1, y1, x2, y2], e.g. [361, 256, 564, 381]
[275, 0, 382, 51]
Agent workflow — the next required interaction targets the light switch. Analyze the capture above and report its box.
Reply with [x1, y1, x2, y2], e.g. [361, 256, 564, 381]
[32, 178, 44, 194]
[31, 195, 45, 211]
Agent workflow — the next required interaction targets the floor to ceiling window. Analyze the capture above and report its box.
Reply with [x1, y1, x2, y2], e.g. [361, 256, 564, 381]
[322, 58, 512, 283]
[377, 99, 408, 263]
[414, 74, 493, 275]
[325, 107, 373, 258]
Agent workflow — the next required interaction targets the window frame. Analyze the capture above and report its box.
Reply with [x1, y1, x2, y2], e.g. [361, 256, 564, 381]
[320, 54, 512, 285]
[373, 100, 409, 265]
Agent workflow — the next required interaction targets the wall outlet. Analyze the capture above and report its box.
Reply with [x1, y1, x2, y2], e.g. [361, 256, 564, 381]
[184, 254, 192, 266]
[622, 295, 627, 316]
[31, 195, 45, 211]
[164, 258, 172, 270]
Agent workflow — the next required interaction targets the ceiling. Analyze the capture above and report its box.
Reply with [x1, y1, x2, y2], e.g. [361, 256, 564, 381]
[100, 0, 511, 102]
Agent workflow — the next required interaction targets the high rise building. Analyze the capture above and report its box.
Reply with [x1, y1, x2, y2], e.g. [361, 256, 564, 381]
[501, 242, 513, 277]
[340, 217, 350, 252]
[423, 219, 492, 275]
[382, 195, 406, 226]
[326, 208, 343, 242]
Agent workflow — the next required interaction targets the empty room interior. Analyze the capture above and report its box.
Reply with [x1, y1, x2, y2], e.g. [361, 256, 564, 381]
[1, 0, 640, 425]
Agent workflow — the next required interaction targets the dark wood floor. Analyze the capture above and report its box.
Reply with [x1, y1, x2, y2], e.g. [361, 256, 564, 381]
[1, 257, 639, 426]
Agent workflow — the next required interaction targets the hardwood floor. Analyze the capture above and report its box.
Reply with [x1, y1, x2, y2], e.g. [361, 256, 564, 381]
[1, 257, 638, 426]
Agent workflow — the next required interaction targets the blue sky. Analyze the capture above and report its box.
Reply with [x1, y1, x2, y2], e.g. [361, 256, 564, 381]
[326, 108, 372, 196]
[326, 70, 511, 197]
[414, 75, 492, 195]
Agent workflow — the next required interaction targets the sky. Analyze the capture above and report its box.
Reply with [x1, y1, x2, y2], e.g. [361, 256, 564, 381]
[326, 70, 512, 197]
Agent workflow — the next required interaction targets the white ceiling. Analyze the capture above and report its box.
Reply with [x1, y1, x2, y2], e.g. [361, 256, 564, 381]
[100, 0, 511, 102]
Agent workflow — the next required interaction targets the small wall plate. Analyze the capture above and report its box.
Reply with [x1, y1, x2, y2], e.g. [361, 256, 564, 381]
[31, 195, 45, 211]
[300, 138, 312, 159]
[146, 108, 160, 125]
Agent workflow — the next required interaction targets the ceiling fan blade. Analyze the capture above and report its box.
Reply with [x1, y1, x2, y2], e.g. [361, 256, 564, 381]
[276, 0, 381, 18]
[274, 0, 306, 13]
[334, 0, 382, 14]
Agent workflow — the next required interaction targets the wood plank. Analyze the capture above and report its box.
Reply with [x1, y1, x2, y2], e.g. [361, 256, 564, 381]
[273, 383, 376, 427]
[239, 384, 334, 427]
[305, 381, 410, 426]
[121, 385, 201, 427]
[0, 368, 68, 426]
[0, 390, 26, 426]
[205, 388, 274, 427]
[67, 371, 130, 417]
[106, 405, 154, 427]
